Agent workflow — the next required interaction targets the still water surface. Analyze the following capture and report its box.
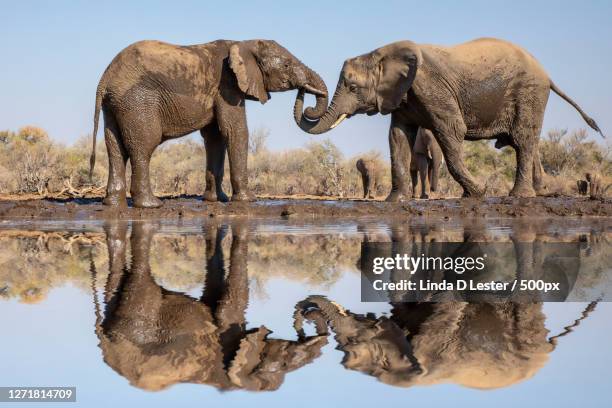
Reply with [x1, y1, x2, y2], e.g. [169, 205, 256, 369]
[0, 217, 610, 407]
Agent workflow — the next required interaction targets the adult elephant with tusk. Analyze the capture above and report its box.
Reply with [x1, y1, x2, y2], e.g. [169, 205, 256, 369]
[294, 38, 603, 201]
[91, 39, 327, 208]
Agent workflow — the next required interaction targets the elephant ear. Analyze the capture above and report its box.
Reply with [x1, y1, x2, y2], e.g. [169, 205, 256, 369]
[375, 41, 421, 115]
[229, 42, 269, 104]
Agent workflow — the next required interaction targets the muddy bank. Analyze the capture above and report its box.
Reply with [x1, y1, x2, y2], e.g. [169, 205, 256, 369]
[0, 195, 610, 220]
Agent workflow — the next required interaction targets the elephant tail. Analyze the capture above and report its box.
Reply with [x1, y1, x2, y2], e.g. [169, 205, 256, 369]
[89, 84, 105, 182]
[550, 80, 604, 138]
[548, 301, 598, 347]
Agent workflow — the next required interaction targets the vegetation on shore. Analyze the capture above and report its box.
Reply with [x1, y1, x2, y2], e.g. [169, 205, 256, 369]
[0, 126, 609, 199]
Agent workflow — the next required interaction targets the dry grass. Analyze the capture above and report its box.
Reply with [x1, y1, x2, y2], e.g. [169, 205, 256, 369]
[0, 126, 609, 199]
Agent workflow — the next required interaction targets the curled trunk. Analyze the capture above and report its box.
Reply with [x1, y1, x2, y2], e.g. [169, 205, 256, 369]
[294, 88, 342, 134]
[293, 295, 346, 338]
[302, 70, 329, 120]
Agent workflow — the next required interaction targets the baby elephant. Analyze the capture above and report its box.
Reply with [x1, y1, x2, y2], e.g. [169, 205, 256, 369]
[355, 158, 379, 199]
[410, 128, 443, 199]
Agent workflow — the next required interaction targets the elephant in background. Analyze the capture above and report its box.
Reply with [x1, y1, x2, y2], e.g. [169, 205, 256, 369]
[355, 158, 379, 199]
[295, 38, 603, 200]
[410, 128, 443, 199]
[90, 39, 327, 207]
[294, 298, 597, 389]
[92, 222, 327, 391]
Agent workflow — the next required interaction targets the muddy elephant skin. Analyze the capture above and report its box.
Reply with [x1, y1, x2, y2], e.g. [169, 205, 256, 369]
[410, 128, 443, 199]
[91, 39, 327, 208]
[294, 38, 603, 201]
[93, 222, 327, 391]
[355, 158, 379, 199]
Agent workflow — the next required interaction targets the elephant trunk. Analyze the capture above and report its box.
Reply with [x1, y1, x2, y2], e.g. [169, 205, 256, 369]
[294, 86, 344, 135]
[302, 69, 328, 120]
[293, 295, 347, 338]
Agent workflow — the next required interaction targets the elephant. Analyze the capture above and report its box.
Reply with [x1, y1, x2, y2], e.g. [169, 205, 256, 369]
[410, 128, 443, 199]
[294, 297, 597, 389]
[91, 221, 327, 391]
[577, 179, 589, 195]
[355, 158, 379, 199]
[90, 39, 327, 208]
[294, 38, 603, 200]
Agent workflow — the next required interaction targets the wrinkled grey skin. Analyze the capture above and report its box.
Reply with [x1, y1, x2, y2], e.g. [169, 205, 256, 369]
[91, 39, 327, 208]
[295, 38, 603, 200]
[494, 135, 545, 194]
[410, 128, 443, 199]
[355, 158, 378, 199]
[294, 298, 596, 389]
[93, 222, 327, 391]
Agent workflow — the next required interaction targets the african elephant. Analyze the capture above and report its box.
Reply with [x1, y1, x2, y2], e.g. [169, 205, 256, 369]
[294, 298, 596, 389]
[355, 158, 379, 199]
[411, 128, 443, 199]
[92, 221, 327, 391]
[294, 38, 603, 200]
[90, 39, 327, 208]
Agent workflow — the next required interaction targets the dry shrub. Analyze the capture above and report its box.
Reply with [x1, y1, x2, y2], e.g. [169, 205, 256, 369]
[0, 126, 608, 199]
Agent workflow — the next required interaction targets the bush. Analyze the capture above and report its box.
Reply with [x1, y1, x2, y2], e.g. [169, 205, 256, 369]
[0, 126, 609, 198]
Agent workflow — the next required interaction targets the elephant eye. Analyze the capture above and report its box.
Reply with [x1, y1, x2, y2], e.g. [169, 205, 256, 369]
[349, 83, 358, 92]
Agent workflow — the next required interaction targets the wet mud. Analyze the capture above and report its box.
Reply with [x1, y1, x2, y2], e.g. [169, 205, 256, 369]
[0, 195, 610, 220]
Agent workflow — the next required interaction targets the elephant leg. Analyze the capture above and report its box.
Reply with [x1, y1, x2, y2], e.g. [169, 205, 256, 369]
[216, 100, 254, 202]
[386, 114, 415, 202]
[201, 224, 228, 312]
[417, 155, 429, 199]
[509, 141, 536, 197]
[435, 126, 484, 198]
[410, 169, 418, 199]
[533, 148, 545, 195]
[103, 221, 128, 304]
[201, 123, 229, 202]
[429, 158, 440, 193]
[217, 222, 249, 332]
[366, 175, 375, 199]
[102, 111, 128, 207]
[361, 173, 370, 198]
[121, 116, 163, 208]
[509, 95, 547, 198]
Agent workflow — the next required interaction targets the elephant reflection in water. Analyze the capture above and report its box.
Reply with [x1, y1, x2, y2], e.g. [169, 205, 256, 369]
[92, 222, 327, 391]
[295, 298, 596, 390]
[294, 221, 598, 389]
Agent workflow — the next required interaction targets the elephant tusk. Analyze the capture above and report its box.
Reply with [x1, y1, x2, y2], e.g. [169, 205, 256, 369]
[302, 84, 327, 96]
[330, 114, 347, 129]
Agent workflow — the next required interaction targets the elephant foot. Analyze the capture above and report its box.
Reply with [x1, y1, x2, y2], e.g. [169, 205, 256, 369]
[385, 190, 410, 202]
[203, 190, 230, 203]
[232, 191, 256, 202]
[509, 185, 536, 198]
[420, 193, 429, 199]
[132, 195, 163, 208]
[103, 192, 127, 207]
[461, 186, 486, 198]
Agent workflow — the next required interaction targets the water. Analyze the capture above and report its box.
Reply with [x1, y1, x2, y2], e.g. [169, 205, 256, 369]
[0, 217, 610, 407]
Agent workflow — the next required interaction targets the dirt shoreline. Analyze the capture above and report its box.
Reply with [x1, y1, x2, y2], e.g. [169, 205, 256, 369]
[0, 195, 610, 220]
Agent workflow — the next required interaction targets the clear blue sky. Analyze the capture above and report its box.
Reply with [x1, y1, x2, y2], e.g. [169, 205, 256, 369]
[1, 0, 610, 157]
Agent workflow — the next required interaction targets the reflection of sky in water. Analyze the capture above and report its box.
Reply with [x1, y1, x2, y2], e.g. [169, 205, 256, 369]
[0, 218, 610, 407]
